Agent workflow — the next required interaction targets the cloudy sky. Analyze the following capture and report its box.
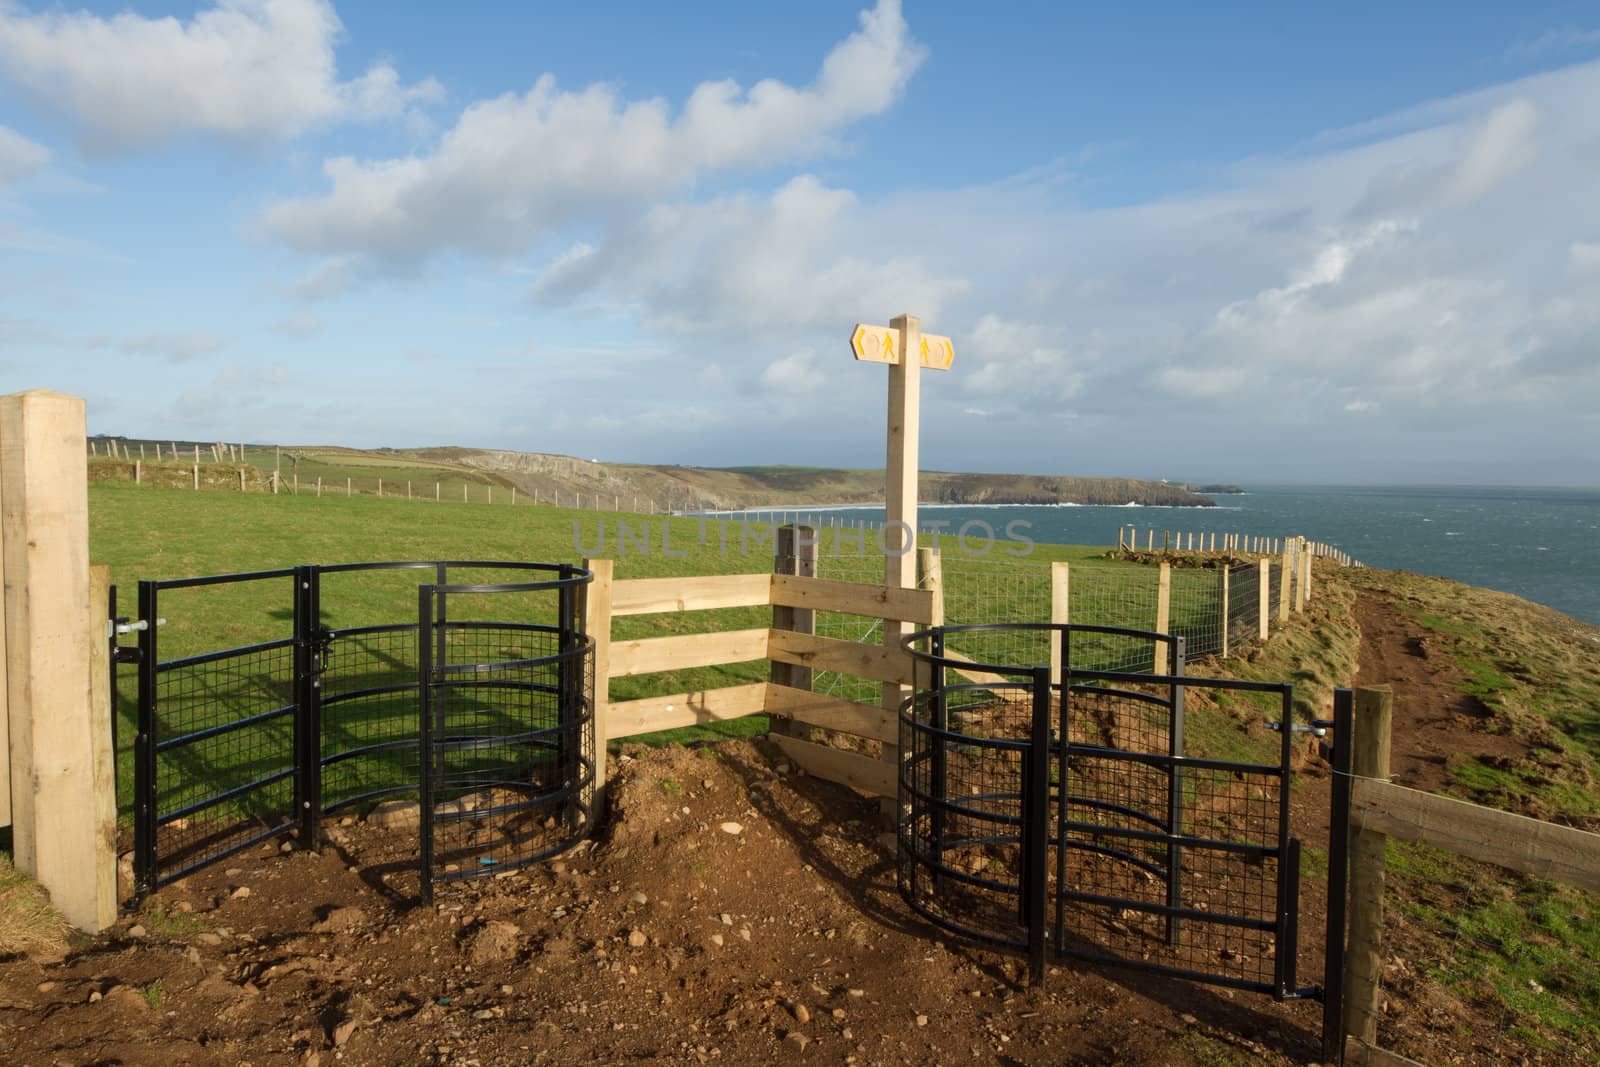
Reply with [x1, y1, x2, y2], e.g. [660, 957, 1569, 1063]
[1, 1, 1597, 484]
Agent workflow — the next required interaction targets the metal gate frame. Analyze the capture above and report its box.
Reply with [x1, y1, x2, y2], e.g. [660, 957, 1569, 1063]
[899, 622, 1322, 1002]
[121, 560, 593, 897]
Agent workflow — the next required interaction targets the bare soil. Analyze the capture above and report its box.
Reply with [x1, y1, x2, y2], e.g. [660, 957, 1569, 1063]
[0, 584, 1575, 1065]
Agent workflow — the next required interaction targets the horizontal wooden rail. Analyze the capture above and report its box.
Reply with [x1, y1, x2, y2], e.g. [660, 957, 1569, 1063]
[768, 734, 895, 797]
[608, 628, 770, 678]
[766, 682, 897, 745]
[769, 573, 936, 625]
[606, 683, 768, 740]
[768, 629, 914, 687]
[610, 573, 771, 616]
[1350, 777, 1600, 893]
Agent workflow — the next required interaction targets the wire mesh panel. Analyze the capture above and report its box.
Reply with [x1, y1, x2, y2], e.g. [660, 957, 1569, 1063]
[1168, 568, 1223, 658]
[418, 570, 594, 901]
[1227, 562, 1261, 645]
[135, 570, 303, 892]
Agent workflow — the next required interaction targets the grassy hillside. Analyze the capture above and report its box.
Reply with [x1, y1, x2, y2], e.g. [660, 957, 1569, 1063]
[88, 438, 1217, 511]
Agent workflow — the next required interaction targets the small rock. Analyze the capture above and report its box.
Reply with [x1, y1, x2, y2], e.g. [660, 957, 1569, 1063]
[792, 1003, 810, 1024]
[312, 906, 367, 934]
[702, 779, 714, 790]
[88, 990, 103, 1003]
[175, 900, 194, 913]
[783, 1031, 810, 1051]
[628, 929, 648, 948]
[465, 920, 522, 965]
[197, 932, 223, 946]
[719, 822, 744, 836]
[1181, 1013, 1198, 1025]
[303, 1052, 321, 1067]
[710, 934, 725, 947]
[847, 988, 865, 998]
[331, 1020, 358, 1047]
[225, 867, 244, 877]
[280, 841, 294, 853]
[472, 1009, 495, 1020]
[739, 926, 752, 942]
[366, 800, 420, 829]
[720, 913, 733, 926]
[126, 924, 148, 939]
[229, 885, 251, 900]
[916, 1014, 928, 1027]
[36, 981, 58, 993]
[776, 762, 791, 775]
[631, 891, 648, 905]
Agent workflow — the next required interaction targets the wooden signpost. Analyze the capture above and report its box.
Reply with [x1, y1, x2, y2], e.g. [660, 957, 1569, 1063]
[852, 314, 954, 814]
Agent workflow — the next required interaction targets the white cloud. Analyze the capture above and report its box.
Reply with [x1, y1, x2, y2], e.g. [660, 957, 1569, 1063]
[0, 0, 441, 153]
[96, 331, 226, 363]
[962, 314, 1082, 402]
[268, 311, 322, 339]
[262, 0, 923, 265]
[532, 175, 967, 334]
[0, 124, 47, 187]
[760, 351, 822, 393]
[1571, 242, 1600, 270]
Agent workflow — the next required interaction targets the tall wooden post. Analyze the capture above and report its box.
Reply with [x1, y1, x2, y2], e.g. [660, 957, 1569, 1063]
[1219, 565, 1231, 658]
[1257, 557, 1271, 640]
[1049, 561, 1069, 679]
[880, 313, 922, 811]
[1278, 548, 1292, 623]
[771, 525, 818, 738]
[1345, 687, 1393, 1051]
[1153, 562, 1172, 672]
[0, 391, 117, 931]
[582, 558, 614, 807]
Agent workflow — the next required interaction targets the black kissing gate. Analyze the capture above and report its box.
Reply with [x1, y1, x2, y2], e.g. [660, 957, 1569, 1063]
[898, 622, 1322, 1003]
[118, 561, 593, 901]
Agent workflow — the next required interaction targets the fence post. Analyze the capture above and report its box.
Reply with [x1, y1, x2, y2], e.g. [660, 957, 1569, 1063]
[770, 525, 818, 738]
[1344, 686, 1394, 1052]
[1219, 565, 1230, 657]
[1278, 547, 1292, 623]
[0, 390, 117, 931]
[1257, 557, 1270, 640]
[1153, 562, 1171, 672]
[1301, 539, 1313, 606]
[1049, 561, 1069, 679]
[1322, 688, 1355, 1062]
[582, 558, 613, 807]
[192, 445, 200, 489]
[1117, 526, 1125, 552]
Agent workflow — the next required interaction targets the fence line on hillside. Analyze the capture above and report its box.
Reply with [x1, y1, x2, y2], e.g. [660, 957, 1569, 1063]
[1119, 523, 1362, 568]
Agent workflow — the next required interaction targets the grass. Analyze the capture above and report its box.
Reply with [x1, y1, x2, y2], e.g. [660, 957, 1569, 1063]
[0, 855, 70, 957]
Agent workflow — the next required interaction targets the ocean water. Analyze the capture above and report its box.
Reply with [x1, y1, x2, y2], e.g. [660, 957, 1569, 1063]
[728, 485, 1600, 627]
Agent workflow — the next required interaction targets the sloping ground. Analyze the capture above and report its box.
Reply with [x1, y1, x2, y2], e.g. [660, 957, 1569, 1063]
[3, 562, 1595, 1064]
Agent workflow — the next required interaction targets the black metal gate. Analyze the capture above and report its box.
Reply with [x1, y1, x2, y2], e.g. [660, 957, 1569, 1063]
[123, 560, 592, 898]
[417, 573, 594, 901]
[899, 622, 1316, 1001]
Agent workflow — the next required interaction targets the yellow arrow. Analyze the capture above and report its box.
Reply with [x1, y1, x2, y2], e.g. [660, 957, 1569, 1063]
[850, 323, 899, 364]
[919, 334, 955, 371]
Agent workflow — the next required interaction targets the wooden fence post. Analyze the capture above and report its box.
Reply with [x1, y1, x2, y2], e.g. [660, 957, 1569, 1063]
[1278, 548, 1292, 623]
[1219, 564, 1230, 657]
[1117, 527, 1125, 552]
[1345, 686, 1394, 1051]
[1154, 562, 1171, 672]
[770, 526, 818, 738]
[1050, 561, 1069, 678]
[1257, 557, 1270, 640]
[0, 391, 117, 931]
[1301, 540, 1313, 605]
[583, 558, 614, 806]
[920, 546, 945, 628]
[192, 445, 199, 489]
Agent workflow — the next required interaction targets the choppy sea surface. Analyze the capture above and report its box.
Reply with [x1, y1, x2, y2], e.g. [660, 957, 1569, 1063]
[718, 485, 1600, 627]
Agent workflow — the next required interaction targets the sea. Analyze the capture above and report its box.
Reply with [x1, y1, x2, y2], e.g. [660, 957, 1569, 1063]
[714, 485, 1600, 628]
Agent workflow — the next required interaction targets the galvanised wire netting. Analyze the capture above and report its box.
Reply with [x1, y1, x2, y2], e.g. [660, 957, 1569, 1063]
[1168, 567, 1223, 659]
[1227, 562, 1261, 646]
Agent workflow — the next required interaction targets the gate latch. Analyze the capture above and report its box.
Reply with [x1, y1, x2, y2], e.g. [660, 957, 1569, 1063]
[1265, 720, 1326, 738]
[313, 626, 337, 672]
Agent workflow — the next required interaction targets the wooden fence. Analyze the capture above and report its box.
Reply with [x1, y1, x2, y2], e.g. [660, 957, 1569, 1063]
[1332, 687, 1600, 1065]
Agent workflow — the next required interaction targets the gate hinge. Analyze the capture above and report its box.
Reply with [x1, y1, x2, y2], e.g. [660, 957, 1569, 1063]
[113, 645, 143, 665]
[109, 616, 166, 637]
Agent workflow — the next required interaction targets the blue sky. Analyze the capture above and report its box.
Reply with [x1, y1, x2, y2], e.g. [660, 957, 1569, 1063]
[2, 1, 1598, 484]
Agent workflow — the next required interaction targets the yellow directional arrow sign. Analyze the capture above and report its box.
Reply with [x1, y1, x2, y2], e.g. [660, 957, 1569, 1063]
[850, 323, 955, 370]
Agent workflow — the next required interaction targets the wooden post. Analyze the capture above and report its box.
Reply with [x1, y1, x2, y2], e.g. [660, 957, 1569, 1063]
[1219, 565, 1230, 657]
[1117, 526, 1125, 552]
[237, 468, 245, 492]
[880, 313, 923, 814]
[582, 558, 614, 806]
[346, 476, 351, 496]
[316, 476, 322, 497]
[511, 487, 516, 506]
[0, 391, 117, 931]
[771, 525, 818, 738]
[1278, 548, 1292, 623]
[134, 459, 141, 484]
[377, 478, 383, 498]
[408, 481, 412, 500]
[1258, 557, 1270, 640]
[192, 445, 200, 489]
[436, 482, 440, 501]
[464, 484, 469, 503]
[1301, 540, 1313, 606]
[1049, 561, 1069, 678]
[919, 546, 945, 628]
[1154, 562, 1171, 672]
[1345, 687, 1394, 1050]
